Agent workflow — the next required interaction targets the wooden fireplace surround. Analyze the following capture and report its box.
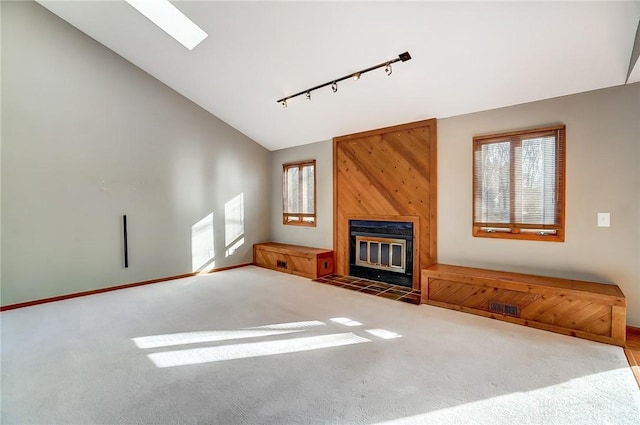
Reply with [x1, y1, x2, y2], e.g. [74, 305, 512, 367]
[333, 119, 437, 290]
[331, 118, 628, 348]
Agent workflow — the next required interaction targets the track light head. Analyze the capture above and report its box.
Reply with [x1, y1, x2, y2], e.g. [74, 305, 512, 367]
[331, 81, 338, 93]
[305, 91, 311, 101]
[353, 72, 361, 81]
[385, 63, 392, 76]
[281, 99, 287, 108]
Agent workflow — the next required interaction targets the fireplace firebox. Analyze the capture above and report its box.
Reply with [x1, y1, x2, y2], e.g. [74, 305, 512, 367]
[349, 220, 414, 287]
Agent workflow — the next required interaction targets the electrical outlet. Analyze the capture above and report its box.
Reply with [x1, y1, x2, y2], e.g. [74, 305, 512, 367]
[597, 213, 610, 227]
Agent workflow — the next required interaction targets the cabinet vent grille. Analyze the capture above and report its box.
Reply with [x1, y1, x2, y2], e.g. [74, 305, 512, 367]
[489, 301, 521, 317]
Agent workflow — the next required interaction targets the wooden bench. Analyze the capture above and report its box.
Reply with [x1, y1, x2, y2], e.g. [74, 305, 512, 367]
[253, 243, 334, 280]
[421, 264, 626, 346]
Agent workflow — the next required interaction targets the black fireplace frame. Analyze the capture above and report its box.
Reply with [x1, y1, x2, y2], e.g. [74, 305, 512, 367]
[349, 220, 414, 287]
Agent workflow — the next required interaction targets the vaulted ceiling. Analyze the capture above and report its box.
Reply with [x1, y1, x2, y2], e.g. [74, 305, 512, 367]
[38, 1, 640, 151]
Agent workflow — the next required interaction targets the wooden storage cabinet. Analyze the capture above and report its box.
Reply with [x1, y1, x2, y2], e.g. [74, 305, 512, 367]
[421, 264, 626, 346]
[253, 243, 334, 279]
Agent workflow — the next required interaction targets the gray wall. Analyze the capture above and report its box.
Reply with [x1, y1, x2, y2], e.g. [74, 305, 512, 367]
[438, 83, 640, 326]
[272, 84, 640, 326]
[270, 140, 333, 249]
[4, 2, 639, 327]
[1, 1, 271, 305]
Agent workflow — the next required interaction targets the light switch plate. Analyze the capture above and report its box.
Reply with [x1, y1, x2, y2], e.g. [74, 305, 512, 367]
[597, 212, 610, 227]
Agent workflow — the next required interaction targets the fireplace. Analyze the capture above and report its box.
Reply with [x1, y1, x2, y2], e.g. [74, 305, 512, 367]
[349, 220, 414, 287]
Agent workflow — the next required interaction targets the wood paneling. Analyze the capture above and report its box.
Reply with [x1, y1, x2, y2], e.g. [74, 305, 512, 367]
[625, 327, 640, 388]
[253, 243, 334, 279]
[421, 264, 627, 346]
[333, 119, 437, 289]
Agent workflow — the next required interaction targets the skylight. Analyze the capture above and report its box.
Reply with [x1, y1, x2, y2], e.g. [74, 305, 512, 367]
[125, 0, 207, 50]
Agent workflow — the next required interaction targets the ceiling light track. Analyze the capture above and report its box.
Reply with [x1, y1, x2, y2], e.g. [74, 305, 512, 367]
[277, 51, 412, 108]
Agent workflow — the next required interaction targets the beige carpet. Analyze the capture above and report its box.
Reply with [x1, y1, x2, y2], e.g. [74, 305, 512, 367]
[2, 266, 639, 424]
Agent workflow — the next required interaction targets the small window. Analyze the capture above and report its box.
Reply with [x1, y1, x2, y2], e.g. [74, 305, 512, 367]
[473, 125, 566, 242]
[283, 160, 316, 226]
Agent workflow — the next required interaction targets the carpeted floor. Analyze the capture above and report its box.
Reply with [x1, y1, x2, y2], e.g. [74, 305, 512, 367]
[2, 266, 639, 424]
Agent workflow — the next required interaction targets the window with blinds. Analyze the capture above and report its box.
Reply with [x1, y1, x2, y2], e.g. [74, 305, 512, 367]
[283, 160, 316, 226]
[472, 125, 566, 242]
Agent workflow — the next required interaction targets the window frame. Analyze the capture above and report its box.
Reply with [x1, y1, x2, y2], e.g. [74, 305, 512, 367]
[472, 124, 566, 242]
[282, 159, 317, 227]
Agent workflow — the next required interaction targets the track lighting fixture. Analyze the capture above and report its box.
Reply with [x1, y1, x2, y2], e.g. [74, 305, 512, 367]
[276, 51, 412, 107]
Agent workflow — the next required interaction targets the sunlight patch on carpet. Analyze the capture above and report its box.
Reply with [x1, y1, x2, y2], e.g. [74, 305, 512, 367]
[369, 368, 640, 425]
[330, 317, 363, 327]
[132, 329, 303, 349]
[132, 321, 327, 349]
[366, 328, 402, 339]
[249, 320, 326, 330]
[148, 332, 370, 368]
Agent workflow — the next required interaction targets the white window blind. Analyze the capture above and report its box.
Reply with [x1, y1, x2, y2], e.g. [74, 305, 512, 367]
[473, 125, 565, 241]
[283, 160, 316, 226]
